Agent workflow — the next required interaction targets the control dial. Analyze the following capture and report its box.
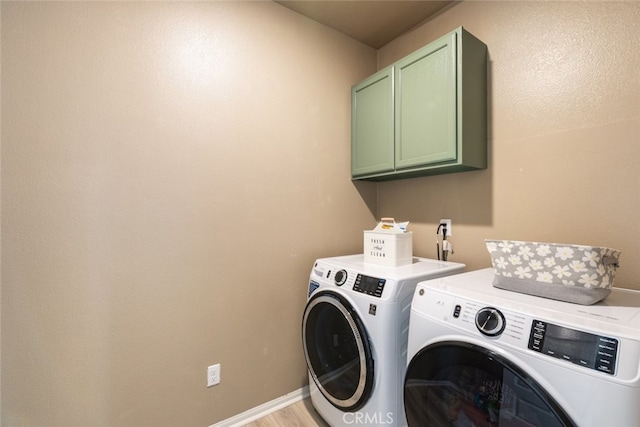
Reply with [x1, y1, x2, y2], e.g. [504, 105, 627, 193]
[475, 307, 506, 336]
[334, 270, 348, 286]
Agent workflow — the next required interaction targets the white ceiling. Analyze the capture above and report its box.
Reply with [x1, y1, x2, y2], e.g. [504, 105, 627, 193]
[274, 1, 455, 49]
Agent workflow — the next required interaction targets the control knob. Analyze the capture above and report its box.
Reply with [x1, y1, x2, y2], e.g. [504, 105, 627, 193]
[475, 307, 506, 336]
[334, 270, 348, 286]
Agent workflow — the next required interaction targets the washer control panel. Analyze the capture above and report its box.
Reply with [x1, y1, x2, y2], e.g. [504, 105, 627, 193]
[528, 320, 619, 375]
[353, 274, 386, 298]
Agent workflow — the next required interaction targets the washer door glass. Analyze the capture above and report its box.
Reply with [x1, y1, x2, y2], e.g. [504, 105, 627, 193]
[404, 341, 576, 427]
[302, 291, 374, 411]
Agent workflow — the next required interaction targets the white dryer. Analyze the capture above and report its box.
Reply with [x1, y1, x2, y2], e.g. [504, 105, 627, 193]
[404, 268, 640, 427]
[303, 254, 465, 426]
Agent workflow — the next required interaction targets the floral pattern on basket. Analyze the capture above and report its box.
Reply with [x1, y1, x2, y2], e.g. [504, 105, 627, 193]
[485, 240, 620, 289]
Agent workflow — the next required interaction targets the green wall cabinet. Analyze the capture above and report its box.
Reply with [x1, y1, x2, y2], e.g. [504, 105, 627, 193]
[351, 27, 487, 181]
[351, 67, 394, 177]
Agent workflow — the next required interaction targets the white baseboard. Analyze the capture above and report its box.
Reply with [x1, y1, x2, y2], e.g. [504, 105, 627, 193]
[210, 386, 310, 427]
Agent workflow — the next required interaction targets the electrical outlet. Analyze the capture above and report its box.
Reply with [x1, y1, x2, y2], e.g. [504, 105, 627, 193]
[440, 219, 452, 236]
[207, 364, 220, 387]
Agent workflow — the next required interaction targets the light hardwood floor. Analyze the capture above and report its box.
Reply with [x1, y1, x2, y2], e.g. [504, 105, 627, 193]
[244, 398, 329, 427]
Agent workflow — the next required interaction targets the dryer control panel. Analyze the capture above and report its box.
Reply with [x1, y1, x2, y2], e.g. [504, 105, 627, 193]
[528, 320, 619, 375]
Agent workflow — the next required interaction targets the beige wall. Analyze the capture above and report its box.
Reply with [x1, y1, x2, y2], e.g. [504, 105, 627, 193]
[3, 1, 640, 426]
[1, 2, 376, 426]
[378, 1, 640, 288]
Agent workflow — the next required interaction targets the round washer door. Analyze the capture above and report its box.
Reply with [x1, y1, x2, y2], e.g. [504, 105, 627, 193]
[404, 341, 576, 427]
[302, 291, 374, 411]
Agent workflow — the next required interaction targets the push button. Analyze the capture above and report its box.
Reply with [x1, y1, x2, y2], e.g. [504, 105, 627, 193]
[369, 304, 377, 316]
[453, 305, 461, 318]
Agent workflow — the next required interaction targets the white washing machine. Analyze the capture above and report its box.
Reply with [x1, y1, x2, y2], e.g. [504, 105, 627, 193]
[302, 254, 465, 426]
[404, 268, 640, 427]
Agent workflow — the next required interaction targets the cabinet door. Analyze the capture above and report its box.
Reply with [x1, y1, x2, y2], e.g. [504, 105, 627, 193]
[395, 32, 457, 170]
[351, 67, 394, 177]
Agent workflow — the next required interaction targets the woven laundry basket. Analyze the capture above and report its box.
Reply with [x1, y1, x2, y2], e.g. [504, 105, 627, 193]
[485, 239, 621, 305]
